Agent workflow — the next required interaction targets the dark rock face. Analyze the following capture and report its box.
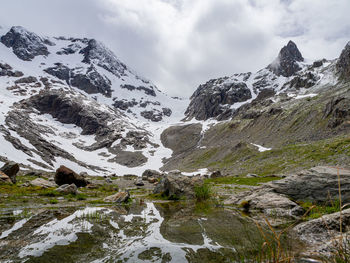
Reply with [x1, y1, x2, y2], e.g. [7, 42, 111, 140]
[268, 41, 304, 77]
[336, 42, 350, 80]
[142, 169, 162, 180]
[14, 76, 38, 84]
[153, 173, 203, 199]
[54, 165, 89, 187]
[26, 89, 113, 136]
[323, 97, 350, 128]
[0, 162, 19, 184]
[0, 63, 23, 77]
[141, 110, 163, 122]
[185, 80, 252, 120]
[121, 84, 156, 97]
[283, 72, 318, 90]
[44, 63, 112, 97]
[80, 39, 127, 78]
[113, 99, 138, 110]
[0, 26, 51, 61]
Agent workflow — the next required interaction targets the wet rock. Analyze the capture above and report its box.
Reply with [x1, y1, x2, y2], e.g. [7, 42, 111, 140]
[0, 161, 19, 184]
[54, 165, 89, 187]
[153, 173, 204, 199]
[0, 171, 12, 184]
[103, 191, 130, 203]
[30, 178, 57, 188]
[134, 179, 144, 186]
[268, 40, 304, 77]
[0, 26, 51, 61]
[56, 184, 78, 195]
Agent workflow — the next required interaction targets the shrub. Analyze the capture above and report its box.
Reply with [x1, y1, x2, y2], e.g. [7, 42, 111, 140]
[194, 184, 212, 201]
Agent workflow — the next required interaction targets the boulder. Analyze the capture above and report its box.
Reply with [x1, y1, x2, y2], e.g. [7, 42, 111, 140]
[0, 171, 12, 184]
[153, 173, 204, 199]
[294, 208, 350, 254]
[103, 191, 130, 203]
[30, 178, 57, 188]
[225, 188, 303, 218]
[142, 169, 162, 180]
[0, 161, 19, 184]
[134, 179, 144, 186]
[56, 184, 78, 195]
[268, 166, 350, 203]
[54, 165, 89, 187]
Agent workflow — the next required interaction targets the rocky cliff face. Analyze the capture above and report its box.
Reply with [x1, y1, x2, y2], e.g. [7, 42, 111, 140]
[336, 42, 350, 80]
[0, 25, 185, 175]
[185, 41, 312, 121]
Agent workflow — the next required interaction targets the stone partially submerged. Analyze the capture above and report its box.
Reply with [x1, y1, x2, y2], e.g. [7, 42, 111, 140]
[153, 173, 203, 199]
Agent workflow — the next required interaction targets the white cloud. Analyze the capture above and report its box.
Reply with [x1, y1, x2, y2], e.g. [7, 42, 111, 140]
[0, 0, 349, 97]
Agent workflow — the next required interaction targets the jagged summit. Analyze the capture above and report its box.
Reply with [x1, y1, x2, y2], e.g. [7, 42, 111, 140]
[268, 40, 304, 77]
[0, 26, 53, 61]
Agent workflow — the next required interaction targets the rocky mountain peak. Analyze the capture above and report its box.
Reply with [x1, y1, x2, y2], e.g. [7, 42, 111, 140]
[0, 26, 53, 61]
[336, 41, 350, 80]
[268, 40, 304, 77]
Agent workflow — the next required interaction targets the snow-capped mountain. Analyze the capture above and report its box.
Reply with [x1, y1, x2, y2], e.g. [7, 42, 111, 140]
[0, 26, 188, 175]
[184, 41, 337, 121]
[0, 25, 349, 176]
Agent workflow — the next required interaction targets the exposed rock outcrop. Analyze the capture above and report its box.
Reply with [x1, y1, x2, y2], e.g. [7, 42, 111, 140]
[336, 42, 350, 80]
[44, 63, 112, 97]
[268, 40, 304, 77]
[1, 26, 52, 61]
[185, 80, 251, 120]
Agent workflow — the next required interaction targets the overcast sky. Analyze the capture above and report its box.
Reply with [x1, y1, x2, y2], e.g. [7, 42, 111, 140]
[0, 0, 349, 96]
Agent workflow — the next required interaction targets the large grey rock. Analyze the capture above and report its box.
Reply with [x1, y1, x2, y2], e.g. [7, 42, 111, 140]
[56, 184, 78, 195]
[225, 188, 303, 218]
[30, 178, 57, 188]
[268, 166, 350, 203]
[0, 161, 19, 184]
[294, 208, 350, 254]
[134, 179, 144, 186]
[153, 173, 203, 199]
[0, 26, 51, 61]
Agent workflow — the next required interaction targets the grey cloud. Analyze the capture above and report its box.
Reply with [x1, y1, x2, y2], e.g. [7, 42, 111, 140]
[0, 0, 349, 97]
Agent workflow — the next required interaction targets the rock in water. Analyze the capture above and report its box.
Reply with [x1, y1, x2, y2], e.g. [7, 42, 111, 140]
[0, 161, 19, 184]
[30, 178, 57, 188]
[104, 191, 130, 203]
[153, 173, 203, 199]
[54, 165, 89, 187]
[56, 184, 78, 195]
[0, 171, 12, 184]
